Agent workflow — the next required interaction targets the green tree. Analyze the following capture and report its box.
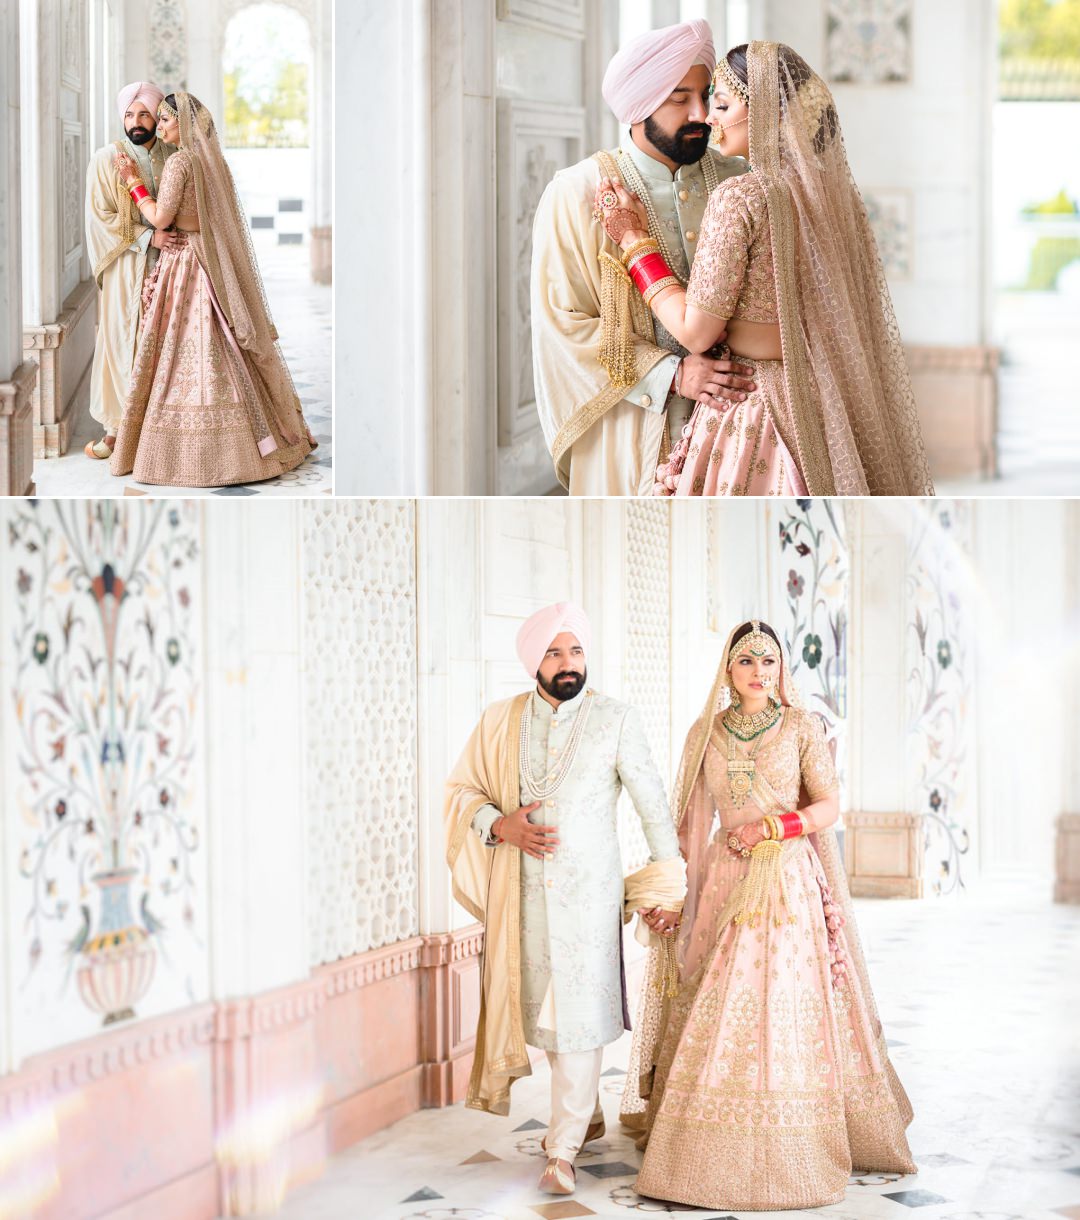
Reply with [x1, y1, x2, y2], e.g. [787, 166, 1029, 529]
[1000, 0, 1080, 58]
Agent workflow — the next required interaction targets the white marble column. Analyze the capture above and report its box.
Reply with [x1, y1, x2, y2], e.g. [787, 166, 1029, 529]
[204, 502, 308, 998]
[20, 0, 98, 461]
[0, 0, 35, 494]
[309, 0, 332, 283]
[846, 501, 922, 896]
[1057, 499, 1080, 902]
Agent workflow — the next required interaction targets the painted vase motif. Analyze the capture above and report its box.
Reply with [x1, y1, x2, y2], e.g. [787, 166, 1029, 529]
[77, 868, 156, 1025]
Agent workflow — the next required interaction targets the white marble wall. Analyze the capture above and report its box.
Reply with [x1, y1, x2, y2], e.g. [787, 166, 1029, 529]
[971, 499, 1068, 885]
[0, 502, 316, 1074]
[0, 1, 23, 382]
[339, 0, 620, 496]
[761, 0, 992, 347]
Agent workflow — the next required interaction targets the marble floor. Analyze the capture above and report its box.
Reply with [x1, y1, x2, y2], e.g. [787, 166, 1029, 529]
[32, 242, 332, 498]
[265, 886, 1080, 1220]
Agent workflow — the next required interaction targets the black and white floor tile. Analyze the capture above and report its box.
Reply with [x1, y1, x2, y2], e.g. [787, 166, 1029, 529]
[266, 887, 1080, 1220]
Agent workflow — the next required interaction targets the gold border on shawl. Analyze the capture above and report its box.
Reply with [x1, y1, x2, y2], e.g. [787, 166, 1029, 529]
[747, 43, 837, 495]
[550, 345, 671, 490]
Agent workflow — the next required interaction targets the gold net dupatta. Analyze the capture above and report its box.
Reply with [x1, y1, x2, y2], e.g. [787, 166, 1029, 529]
[741, 42, 933, 494]
[748, 43, 836, 496]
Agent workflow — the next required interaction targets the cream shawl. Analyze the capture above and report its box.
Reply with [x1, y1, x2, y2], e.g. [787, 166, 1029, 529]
[445, 692, 531, 1114]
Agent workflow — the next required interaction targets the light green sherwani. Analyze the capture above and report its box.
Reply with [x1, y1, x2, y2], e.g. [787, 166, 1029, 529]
[472, 688, 678, 1053]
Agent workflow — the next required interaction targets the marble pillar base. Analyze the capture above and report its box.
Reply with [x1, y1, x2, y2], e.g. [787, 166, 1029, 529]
[310, 225, 332, 285]
[906, 343, 1000, 481]
[1054, 813, 1080, 903]
[0, 360, 37, 495]
[843, 810, 923, 898]
[23, 279, 97, 459]
[419, 927, 484, 1107]
[0, 930, 484, 1219]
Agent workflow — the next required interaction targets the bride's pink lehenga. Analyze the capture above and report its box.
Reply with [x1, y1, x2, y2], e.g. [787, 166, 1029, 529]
[623, 642, 915, 1211]
[111, 95, 312, 487]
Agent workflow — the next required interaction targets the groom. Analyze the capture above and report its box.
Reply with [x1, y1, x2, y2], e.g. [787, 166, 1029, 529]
[532, 18, 755, 495]
[84, 81, 177, 460]
[445, 602, 683, 1196]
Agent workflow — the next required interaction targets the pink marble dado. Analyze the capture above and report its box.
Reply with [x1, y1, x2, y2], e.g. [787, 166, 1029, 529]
[0, 926, 484, 1219]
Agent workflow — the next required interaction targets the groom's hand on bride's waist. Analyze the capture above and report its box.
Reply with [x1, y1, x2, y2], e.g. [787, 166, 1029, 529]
[151, 230, 178, 250]
[677, 355, 757, 406]
[493, 803, 559, 860]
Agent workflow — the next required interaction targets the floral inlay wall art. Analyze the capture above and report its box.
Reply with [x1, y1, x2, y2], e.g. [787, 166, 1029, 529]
[906, 501, 975, 895]
[3, 501, 208, 1060]
[776, 500, 850, 796]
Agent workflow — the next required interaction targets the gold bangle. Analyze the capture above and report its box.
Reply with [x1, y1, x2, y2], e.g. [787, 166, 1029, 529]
[761, 817, 773, 841]
[767, 814, 783, 841]
[621, 237, 658, 267]
[643, 276, 680, 307]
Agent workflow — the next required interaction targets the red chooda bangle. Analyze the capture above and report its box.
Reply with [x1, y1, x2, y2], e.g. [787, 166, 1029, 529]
[779, 811, 805, 839]
[628, 251, 675, 297]
[129, 184, 150, 205]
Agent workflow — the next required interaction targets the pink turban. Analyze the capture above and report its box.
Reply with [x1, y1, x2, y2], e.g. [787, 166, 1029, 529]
[516, 602, 591, 680]
[117, 81, 165, 124]
[602, 19, 715, 125]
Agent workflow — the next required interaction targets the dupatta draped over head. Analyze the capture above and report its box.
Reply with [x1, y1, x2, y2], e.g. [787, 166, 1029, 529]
[621, 621, 884, 1123]
[735, 43, 933, 496]
[163, 92, 306, 445]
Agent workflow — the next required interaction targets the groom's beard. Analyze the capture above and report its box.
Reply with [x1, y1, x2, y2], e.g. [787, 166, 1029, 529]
[125, 124, 155, 146]
[643, 115, 710, 165]
[538, 667, 587, 703]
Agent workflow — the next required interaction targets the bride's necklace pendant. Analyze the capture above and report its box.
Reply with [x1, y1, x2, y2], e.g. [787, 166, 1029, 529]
[723, 700, 781, 742]
[727, 757, 755, 807]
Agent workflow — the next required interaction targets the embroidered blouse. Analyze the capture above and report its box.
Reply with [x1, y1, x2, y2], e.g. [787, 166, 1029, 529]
[685, 172, 778, 323]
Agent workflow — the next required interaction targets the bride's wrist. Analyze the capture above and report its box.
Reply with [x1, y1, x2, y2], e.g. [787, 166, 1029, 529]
[620, 227, 649, 251]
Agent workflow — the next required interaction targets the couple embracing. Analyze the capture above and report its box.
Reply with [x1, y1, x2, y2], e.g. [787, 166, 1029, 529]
[533, 20, 934, 499]
[85, 82, 316, 487]
[445, 605, 915, 1209]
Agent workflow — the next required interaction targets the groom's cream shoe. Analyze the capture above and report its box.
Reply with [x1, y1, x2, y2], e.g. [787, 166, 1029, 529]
[538, 1158, 575, 1195]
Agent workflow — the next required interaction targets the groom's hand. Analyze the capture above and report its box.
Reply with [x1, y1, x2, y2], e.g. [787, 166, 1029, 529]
[494, 803, 559, 860]
[678, 355, 757, 405]
[150, 230, 177, 250]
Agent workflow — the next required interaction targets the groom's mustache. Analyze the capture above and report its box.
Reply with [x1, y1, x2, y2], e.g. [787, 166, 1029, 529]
[680, 124, 709, 138]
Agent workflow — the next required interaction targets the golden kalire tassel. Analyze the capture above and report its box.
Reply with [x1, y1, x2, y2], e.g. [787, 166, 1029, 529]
[730, 839, 798, 928]
[654, 933, 680, 999]
[597, 251, 638, 390]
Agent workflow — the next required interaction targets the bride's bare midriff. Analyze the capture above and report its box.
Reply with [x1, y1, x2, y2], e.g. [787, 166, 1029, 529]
[725, 319, 783, 361]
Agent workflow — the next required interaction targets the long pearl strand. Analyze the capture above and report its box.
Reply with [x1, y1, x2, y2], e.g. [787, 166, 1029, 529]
[519, 692, 594, 799]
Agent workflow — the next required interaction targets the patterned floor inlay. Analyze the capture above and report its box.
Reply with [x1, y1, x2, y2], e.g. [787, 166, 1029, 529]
[266, 888, 1080, 1220]
[33, 242, 330, 498]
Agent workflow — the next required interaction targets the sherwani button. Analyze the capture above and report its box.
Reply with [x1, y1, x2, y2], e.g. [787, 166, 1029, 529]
[679, 189, 689, 201]
[546, 800, 554, 807]
[686, 230, 697, 242]
[641, 394, 653, 407]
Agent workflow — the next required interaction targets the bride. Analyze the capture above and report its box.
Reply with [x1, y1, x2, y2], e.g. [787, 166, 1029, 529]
[111, 92, 317, 487]
[595, 42, 934, 497]
[623, 620, 916, 1210]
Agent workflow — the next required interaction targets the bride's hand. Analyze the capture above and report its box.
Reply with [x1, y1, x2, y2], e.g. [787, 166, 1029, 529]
[737, 821, 767, 850]
[114, 149, 138, 185]
[594, 177, 649, 249]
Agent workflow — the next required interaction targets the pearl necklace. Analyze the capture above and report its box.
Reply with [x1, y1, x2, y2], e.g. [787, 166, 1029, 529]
[519, 691, 594, 799]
